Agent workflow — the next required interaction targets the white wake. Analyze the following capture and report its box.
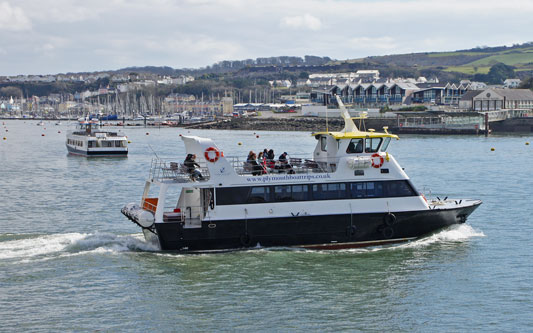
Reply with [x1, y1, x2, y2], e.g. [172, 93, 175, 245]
[0, 232, 158, 262]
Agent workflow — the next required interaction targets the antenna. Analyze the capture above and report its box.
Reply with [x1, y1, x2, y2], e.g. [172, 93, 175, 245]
[148, 144, 159, 159]
[326, 99, 329, 132]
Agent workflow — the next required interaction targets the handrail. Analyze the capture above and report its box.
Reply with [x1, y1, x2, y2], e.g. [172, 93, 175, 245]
[149, 157, 211, 183]
[226, 154, 334, 175]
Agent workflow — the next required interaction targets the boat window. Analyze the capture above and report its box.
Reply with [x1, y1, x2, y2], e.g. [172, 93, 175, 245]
[115, 141, 122, 147]
[248, 186, 270, 203]
[365, 182, 384, 198]
[274, 186, 292, 202]
[350, 182, 366, 198]
[320, 136, 327, 151]
[365, 138, 382, 153]
[346, 138, 364, 153]
[215, 180, 417, 205]
[291, 185, 309, 201]
[385, 180, 417, 197]
[380, 137, 391, 152]
[312, 183, 346, 200]
[216, 187, 249, 205]
[88, 141, 94, 148]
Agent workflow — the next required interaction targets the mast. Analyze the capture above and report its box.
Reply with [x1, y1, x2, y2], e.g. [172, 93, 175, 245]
[334, 94, 359, 133]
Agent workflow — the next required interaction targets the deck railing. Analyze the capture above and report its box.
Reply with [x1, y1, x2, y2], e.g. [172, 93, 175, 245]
[149, 158, 211, 183]
[148, 155, 338, 182]
[226, 155, 332, 176]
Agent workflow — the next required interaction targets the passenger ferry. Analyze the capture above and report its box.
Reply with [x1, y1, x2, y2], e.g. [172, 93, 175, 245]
[66, 118, 128, 156]
[122, 96, 481, 252]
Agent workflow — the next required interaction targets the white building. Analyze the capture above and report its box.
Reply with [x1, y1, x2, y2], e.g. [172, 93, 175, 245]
[503, 79, 521, 88]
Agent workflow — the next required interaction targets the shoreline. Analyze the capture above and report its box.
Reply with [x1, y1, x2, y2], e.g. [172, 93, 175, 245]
[3, 116, 533, 134]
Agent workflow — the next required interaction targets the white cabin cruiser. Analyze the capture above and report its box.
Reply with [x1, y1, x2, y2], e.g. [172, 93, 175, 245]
[66, 119, 128, 156]
[122, 96, 481, 252]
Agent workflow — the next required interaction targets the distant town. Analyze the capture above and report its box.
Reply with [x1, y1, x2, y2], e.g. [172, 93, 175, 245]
[1, 45, 533, 133]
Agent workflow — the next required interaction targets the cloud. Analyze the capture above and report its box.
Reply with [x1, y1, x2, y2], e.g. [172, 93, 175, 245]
[280, 13, 322, 31]
[0, 2, 32, 31]
[2, 0, 533, 74]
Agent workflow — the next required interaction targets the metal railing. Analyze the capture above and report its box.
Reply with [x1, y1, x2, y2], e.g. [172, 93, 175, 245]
[226, 155, 332, 176]
[149, 158, 211, 183]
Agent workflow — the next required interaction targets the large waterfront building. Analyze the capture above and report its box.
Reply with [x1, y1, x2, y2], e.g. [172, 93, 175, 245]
[470, 89, 533, 111]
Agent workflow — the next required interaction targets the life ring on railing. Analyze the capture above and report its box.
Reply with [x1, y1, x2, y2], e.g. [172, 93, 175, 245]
[370, 153, 384, 168]
[204, 147, 220, 163]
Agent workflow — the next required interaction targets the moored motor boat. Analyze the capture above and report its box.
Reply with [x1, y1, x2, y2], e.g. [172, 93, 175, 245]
[66, 118, 128, 156]
[122, 95, 481, 252]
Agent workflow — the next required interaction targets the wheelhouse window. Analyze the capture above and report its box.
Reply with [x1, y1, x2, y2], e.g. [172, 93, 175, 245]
[365, 138, 382, 153]
[320, 136, 327, 151]
[380, 137, 391, 152]
[346, 138, 364, 153]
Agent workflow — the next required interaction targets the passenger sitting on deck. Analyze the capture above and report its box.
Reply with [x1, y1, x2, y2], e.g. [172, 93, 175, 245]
[278, 152, 294, 173]
[266, 149, 275, 168]
[247, 152, 263, 176]
[257, 151, 267, 174]
[184, 154, 204, 181]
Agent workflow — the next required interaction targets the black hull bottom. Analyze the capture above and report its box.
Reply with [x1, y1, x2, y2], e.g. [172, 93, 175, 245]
[152, 202, 481, 252]
[66, 145, 128, 156]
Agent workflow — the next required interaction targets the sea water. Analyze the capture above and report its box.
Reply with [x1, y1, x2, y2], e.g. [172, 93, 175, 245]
[0, 120, 532, 332]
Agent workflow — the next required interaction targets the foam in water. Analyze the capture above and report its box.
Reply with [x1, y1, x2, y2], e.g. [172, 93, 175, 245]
[0, 232, 158, 263]
[399, 224, 485, 249]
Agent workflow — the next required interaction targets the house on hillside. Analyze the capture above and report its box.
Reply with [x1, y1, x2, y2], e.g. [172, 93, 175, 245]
[503, 79, 521, 88]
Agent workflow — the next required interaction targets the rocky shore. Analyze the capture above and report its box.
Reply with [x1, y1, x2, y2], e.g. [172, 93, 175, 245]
[184, 117, 397, 132]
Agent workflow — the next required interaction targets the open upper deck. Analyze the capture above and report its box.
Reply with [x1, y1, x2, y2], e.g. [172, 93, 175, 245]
[149, 155, 332, 184]
[148, 95, 402, 186]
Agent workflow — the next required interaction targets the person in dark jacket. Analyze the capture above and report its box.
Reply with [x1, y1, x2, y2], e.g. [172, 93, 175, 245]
[266, 149, 275, 168]
[184, 154, 203, 181]
[278, 152, 294, 173]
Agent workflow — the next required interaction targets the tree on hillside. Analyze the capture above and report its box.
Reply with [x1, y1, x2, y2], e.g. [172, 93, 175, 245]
[0, 86, 23, 98]
[519, 77, 533, 90]
[473, 63, 516, 84]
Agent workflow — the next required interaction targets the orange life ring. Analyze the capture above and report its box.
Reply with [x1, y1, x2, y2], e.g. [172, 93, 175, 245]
[204, 147, 220, 163]
[371, 153, 384, 168]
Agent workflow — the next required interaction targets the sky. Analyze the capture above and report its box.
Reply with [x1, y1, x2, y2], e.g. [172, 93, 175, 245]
[0, 0, 532, 76]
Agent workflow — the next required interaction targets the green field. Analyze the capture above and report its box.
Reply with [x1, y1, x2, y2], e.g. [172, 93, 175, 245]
[444, 66, 490, 74]
[466, 50, 533, 66]
[427, 51, 489, 57]
[443, 47, 533, 74]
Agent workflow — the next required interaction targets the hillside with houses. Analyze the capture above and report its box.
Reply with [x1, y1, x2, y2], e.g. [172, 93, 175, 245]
[1, 44, 533, 133]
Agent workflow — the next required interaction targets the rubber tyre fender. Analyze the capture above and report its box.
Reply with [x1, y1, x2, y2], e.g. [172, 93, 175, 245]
[382, 226, 394, 239]
[240, 233, 252, 247]
[384, 212, 397, 226]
